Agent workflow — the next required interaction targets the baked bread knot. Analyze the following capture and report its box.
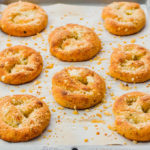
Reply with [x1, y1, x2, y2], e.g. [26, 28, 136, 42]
[113, 92, 150, 141]
[102, 2, 146, 35]
[48, 24, 101, 62]
[0, 95, 50, 142]
[0, 45, 43, 85]
[109, 44, 150, 83]
[0, 1, 48, 36]
[52, 67, 106, 109]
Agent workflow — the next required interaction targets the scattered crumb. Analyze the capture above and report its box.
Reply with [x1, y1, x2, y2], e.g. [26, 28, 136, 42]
[84, 139, 88, 143]
[108, 86, 112, 89]
[34, 80, 41, 85]
[110, 92, 114, 96]
[91, 120, 105, 124]
[20, 89, 26, 93]
[46, 64, 54, 69]
[104, 111, 112, 116]
[130, 39, 136, 43]
[6, 43, 12, 47]
[29, 89, 33, 93]
[97, 58, 107, 65]
[119, 82, 131, 90]
[47, 130, 52, 132]
[104, 133, 108, 136]
[146, 83, 150, 88]
[96, 132, 100, 135]
[50, 25, 54, 29]
[42, 48, 47, 51]
[58, 106, 64, 110]
[73, 110, 79, 115]
[96, 113, 102, 118]
[51, 109, 56, 112]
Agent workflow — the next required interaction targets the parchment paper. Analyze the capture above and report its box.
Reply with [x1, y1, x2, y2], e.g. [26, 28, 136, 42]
[0, 2, 149, 146]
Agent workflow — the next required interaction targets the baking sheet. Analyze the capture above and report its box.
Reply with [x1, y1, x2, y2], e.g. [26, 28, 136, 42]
[0, 1, 150, 149]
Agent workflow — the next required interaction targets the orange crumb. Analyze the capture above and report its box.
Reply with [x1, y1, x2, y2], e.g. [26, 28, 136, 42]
[48, 130, 52, 132]
[139, 36, 144, 39]
[106, 72, 110, 75]
[96, 132, 100, 135]
[80, 17, 84, 20]
[34, 80, 41, 85]
[45, 70, 49, 73]
[130, 39, 136, 43]
[42, 48, 47, 51]
[110, 92, 114, 96]
[120, 82, 131, 90]
[103, 105, 108, 109]
[97, 58, 106, 65]
[10, 90, 14, 92]
[46, 64, 54, 69]
[29, 89, 33, 93]
[104, 111, 112, 116]
[20, 89, 26, 93]
[96, 113, 102, 118]
[108, 86, 111, 89]
[51, 109, 56, 112]
[6, 43, 12, 47]
[84, 139, 88, 143]
[50, 25, 54, 29]
[91, 120, 105, 124]
[73, 110, 79, 115]
[58, 106, 64, 110]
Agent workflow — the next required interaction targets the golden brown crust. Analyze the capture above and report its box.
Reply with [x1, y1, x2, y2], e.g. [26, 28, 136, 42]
[113, 92, 150, 141]
[102, 2, 146, 35]
[52, 67, 106, 109]
[0, 45, 43, 85]
[0, 1, 48, 37]
[0, 95, 50, 142]
[48, 24, 101, 62]
[109, 44, 150, 83]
